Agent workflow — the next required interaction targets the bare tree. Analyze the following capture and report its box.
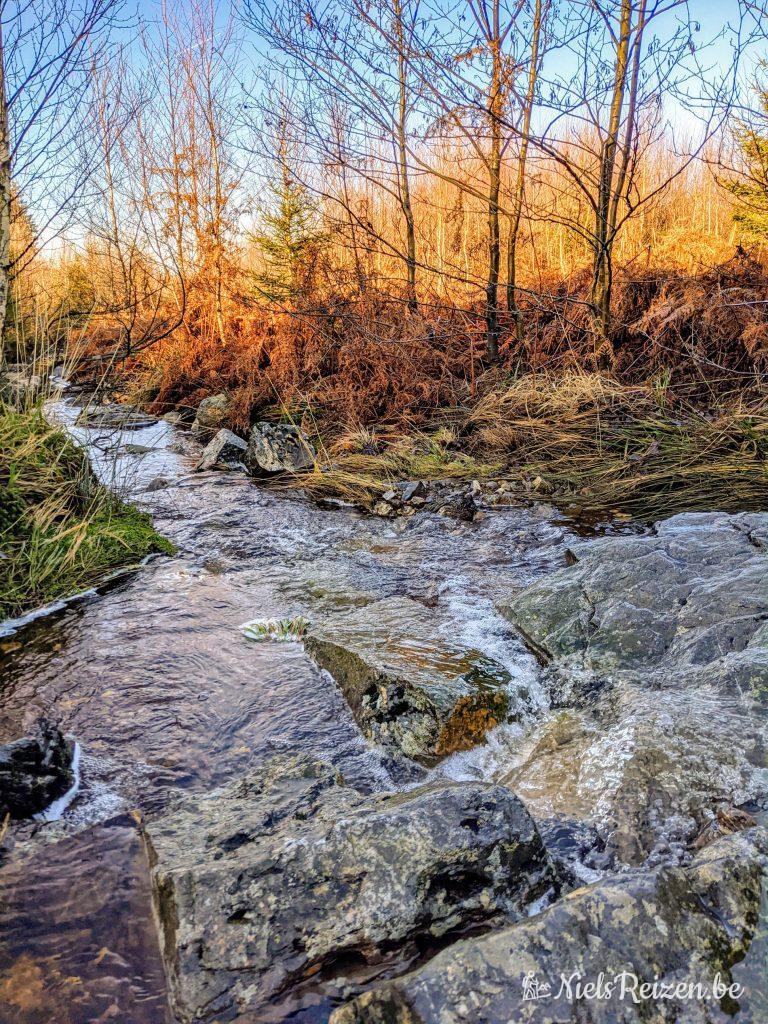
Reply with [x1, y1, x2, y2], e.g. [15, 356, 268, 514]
[0, 0, 123, 351]
[533, 0, 745, 351]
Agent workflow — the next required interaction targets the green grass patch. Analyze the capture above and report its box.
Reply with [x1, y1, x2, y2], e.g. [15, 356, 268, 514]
[0, 401, 174, 620]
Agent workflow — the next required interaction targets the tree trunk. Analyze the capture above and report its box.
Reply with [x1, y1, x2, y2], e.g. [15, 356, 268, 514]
[506, 0, 543, 345]
[486, 3, 503, 363]
[393, 0, 417, 313]
[591, 0, 632, 347]
[0, 18, 11, 360]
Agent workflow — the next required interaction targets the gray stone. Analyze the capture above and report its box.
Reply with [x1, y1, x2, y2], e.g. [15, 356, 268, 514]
[402, 480, 428, 502]
[332, 828, 768, 1024]
[75, 403, 157, 429]
[146, 753, 554, 1024]
[246, 422, 315, 475]
[191, 394, 231, 438]
[144, 476, 170, 492]
[122, 443, 155, 455]
[0, 722, 74, 819]
[0, 367, 42, 403]
[435, 493, 478, 522]
[304, 597, 516, 765]
[501, 512, 768, 864]
[194, 428, 247, 472]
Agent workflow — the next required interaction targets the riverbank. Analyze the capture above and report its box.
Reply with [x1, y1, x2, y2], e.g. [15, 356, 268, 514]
[0, 401, 174, 620]
[181, 371, 768, 524]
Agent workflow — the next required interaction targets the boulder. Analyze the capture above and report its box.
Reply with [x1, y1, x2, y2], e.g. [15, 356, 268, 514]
[146, 753, 555, 1024]
[304, 596, 521, 765]
[401, 480, 428, 502]
[246, 421, 316, 474]
[194, 428, 247, 472]
[191, 394, 231, 438]
[0, 722, 74, 819]
[332, 828, 768, 1024]
[433, 492, 478, 522]
[501, 512, 768, 864]
[503, 512, 768, 673]
[75, 403, 157, 429]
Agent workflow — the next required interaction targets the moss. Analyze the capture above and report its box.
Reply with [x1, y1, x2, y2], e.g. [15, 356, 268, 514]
[0, 401, 175, 620]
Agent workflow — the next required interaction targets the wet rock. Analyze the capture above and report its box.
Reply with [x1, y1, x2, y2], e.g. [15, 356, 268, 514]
[435, 493, 478, 522]
[144, 476, 171, 492]
[246, 422, 315, 475]
[0, 722, 74, 819]
[0, 814, 171, 1023]
[332, 828, 768, 1024]
[501, 512, 768, 863]
[146, 753, 554, 1024]
[191, 393, 231, 438]
[0, 366, 42, 403]
[194, 428, 247, 472]
[401, 480, 427, 502]
[76, 403, 157, 429]
[122, 443, 155, 455]
[504, 512, 768, 673]
[304, 597, 515, 764]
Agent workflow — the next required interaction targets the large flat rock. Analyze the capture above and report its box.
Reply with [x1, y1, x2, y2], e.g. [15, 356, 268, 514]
[305, 597, 519, 764]
[332, 828, 768, 1024]
[146, 753, 554, 1023]
[500, 513, 768, 864]
[0, 815, 170, 1024]
[503, 512, 768, 674]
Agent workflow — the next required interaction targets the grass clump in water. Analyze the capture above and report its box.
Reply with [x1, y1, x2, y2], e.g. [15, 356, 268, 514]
[0, 401, 174, 620]
[241, 616, 311, 642]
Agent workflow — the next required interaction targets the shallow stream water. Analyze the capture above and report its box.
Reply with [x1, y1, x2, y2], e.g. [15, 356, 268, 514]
[0, 406, 588, 1023]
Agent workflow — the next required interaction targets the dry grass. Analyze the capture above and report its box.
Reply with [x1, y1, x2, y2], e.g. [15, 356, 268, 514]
[294, 427, 499, 506]
[463, 372, 768, 519]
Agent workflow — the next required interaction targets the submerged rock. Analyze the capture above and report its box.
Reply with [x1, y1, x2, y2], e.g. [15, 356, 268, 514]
[502, 512, 768, 864]
[304, 596, 518, 764]
[76, 403, 157, 429]
[0, 722, 74, 819]
[191, 393, 231, 438]
[194, 428, 247, 472]
[146, 753, 554, 1023]
[332, 828, 768, 1024]
[246, 421, 316, 474]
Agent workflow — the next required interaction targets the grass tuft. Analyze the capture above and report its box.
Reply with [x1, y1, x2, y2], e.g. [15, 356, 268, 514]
[0, 400, 174, 620]
[241, 616, 311, 642]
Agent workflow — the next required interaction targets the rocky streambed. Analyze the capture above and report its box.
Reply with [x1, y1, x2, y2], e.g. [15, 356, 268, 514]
[0, 403, 766, 1023]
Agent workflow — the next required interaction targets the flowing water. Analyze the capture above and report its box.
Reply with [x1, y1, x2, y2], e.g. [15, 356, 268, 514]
[0, 405, 583, 1024]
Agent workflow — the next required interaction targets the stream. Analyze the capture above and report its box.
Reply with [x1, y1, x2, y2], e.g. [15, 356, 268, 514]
[0, 405, 585, 1024]
[6, 403, 768, 1019]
